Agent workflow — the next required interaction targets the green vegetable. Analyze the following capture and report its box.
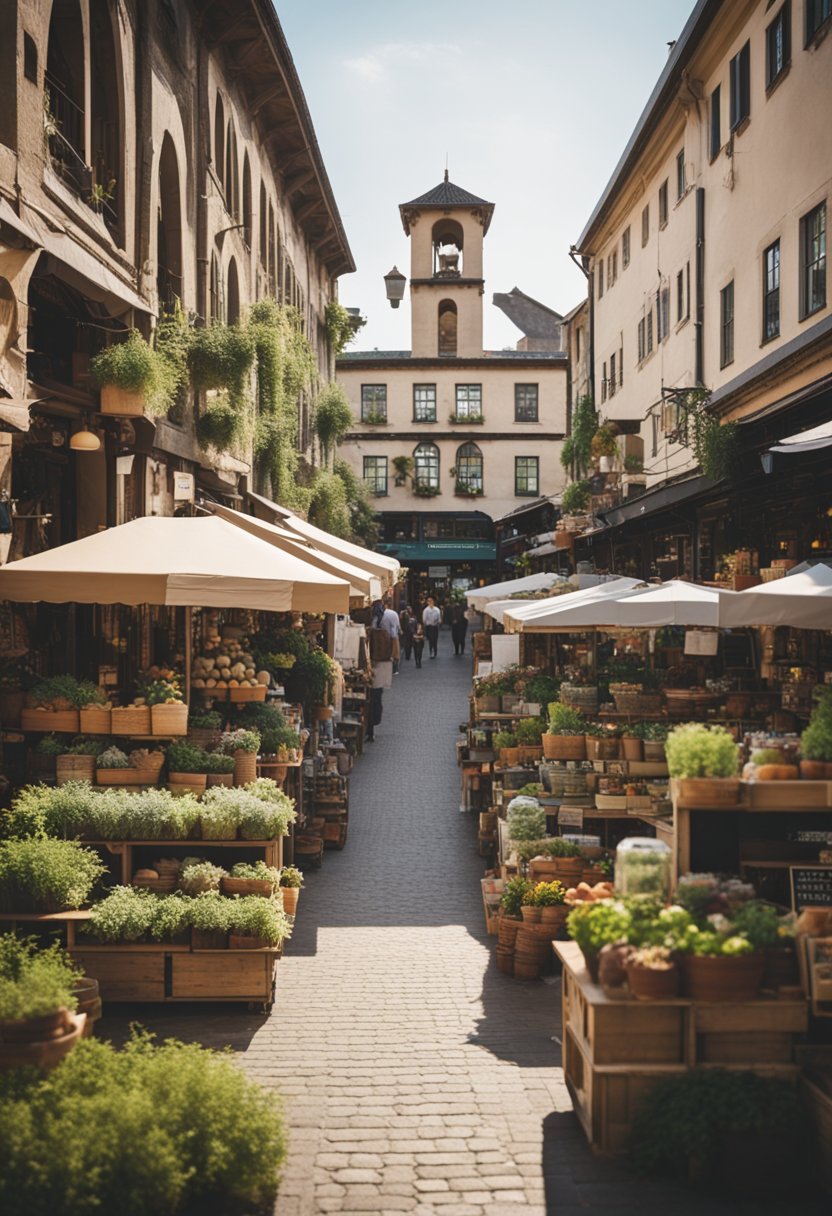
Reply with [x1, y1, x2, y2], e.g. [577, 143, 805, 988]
[664, 723, 739, 778]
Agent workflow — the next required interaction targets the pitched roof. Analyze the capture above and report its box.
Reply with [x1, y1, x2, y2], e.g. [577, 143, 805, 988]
[399, 174, 494, 235]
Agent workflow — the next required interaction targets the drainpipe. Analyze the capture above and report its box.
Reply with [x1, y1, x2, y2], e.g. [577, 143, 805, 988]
[568, 245, 594, 407]
[695, 187, 705, 387]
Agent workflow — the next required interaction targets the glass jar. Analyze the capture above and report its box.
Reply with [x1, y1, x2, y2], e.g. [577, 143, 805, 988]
[615, 837, 672, 901]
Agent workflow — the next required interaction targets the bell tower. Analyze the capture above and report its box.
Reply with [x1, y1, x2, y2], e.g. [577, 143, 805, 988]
[399, 172, 494, 358]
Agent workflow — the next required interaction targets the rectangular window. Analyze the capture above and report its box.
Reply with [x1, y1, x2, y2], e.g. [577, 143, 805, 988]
[598, 259, 604, 298]
[360, 384, 387, 422]
[763, 239, 781, 341]
[720, 280, 735, 368]
[677, 270, 685, 323]
[659, 180, 669, 227]
[515, 456, 539, 497]
[576, 327, 582, 360]
[800, 201, 826, 318]
[730, 41, 751, 130]
[652, 413, 659, 458]
[610, 250, 617, 284]
[622, 226, 631, 268]
[646, 310, 653, 354]
[642, 204, 650, 247]
[676, 149, 686, 200]
[766, 2, 791, 87]
[710, 84, 722, 159]
[686, 261, 691, 319]
[601, 361, 607, 403]
[657, 286, 670, 342]
[454, 384, 482, 418]
[609, 353, 617, 397]
[514, 384, 539, 421]
[619, 344, 624, 387]
[806, 0, 832, 42]
[412, 384, 436, 422]
[362, 456, 388, 496]
[637, 318, 645, 363]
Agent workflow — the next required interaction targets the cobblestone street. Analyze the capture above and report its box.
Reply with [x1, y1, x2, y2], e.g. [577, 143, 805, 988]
[103, 631, 822, 1215]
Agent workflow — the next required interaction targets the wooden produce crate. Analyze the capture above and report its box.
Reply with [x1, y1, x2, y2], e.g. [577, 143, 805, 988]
[80, 706, 112, 733]
[71, 945, 278, 1004]
[745, 780, 832, 810]
[150, 702, 188, 735]
[694, 997, 808, 1064]
[21, 708, 80, 732]
[111, 705, 151, 734]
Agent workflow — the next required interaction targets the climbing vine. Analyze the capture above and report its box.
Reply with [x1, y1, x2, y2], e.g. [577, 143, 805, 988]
[314, 382, 353, 465]
[325, 300, 363, 357]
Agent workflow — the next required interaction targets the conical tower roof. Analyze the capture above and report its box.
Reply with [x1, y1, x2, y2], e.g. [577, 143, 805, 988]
[400, 171, 494, 235]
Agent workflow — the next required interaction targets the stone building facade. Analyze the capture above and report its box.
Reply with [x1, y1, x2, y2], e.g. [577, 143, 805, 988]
[0, 0, 352, 561]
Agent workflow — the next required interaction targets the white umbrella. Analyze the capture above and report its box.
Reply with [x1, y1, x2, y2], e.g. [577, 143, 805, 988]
[719, 564, 832, 628]
[466, 572, 567, 613]
[502, 577, 644, 632]
[612, 580, 734, 628]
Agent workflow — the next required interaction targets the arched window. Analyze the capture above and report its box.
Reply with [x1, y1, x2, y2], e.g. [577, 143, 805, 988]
[226, 258, 240, 325]
[209, 253, 221, 322]
[438, 299, 457, 357]
[432, 218, 464, 277]
[157, 132, 182, 312]
[413, 442, 440, 491]
[455, 442, 483, 494]
[242, 154, 252, 248]
[46, 0, 85, 190]
[214, 94, 225, 193]
[89, 0, 123, 242]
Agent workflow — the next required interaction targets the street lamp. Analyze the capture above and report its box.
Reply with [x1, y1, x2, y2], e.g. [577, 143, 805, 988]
[69, 418, 100, 452]
[383, 265, 406, 309]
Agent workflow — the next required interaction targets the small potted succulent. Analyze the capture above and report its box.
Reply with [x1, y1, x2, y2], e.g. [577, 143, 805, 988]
[543, 702, 587, 761]
[665, 722, 740, 805]
[626, 945, 679, 1000]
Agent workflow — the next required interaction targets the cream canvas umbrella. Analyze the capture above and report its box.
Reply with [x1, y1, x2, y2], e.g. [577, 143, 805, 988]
[611, 580, 735, 628]
[719, 564, 832, 628]
[502, 577, 644, 632]
[208, 503, 383, 600]
[466, 572, 568, 613]
[261, 499, 400, 588]
[0, 515, 351, 612]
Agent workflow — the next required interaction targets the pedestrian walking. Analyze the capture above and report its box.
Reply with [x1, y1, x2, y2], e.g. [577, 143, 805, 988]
[422, 596, 441, 659]
[379, 594, 402, 674]
[367, 600, 394, 740]
[411, 619, 425, 668]
[450, 602, 468, 656]
[399, 605, 414, 661]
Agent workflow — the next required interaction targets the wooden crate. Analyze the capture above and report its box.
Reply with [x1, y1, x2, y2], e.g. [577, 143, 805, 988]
[561, 961, 688, 1066]
[71, 949, 167, 1002]
[745, 780, 832, 809]
[172, 952, 276, 1000]
[21, 708, 80, 732]
[693, 997, 808, 1064]
[111, 706, 151, 734]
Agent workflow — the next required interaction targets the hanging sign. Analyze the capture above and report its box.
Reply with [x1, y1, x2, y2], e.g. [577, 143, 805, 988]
[790, 865, 832, 912]
[684, 629, 719, 655]
[173, 472, 195, 502]
[559, 807, 585, 829]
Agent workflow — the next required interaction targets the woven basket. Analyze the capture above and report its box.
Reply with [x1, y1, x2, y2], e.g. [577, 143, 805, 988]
[79, 706, 112, 733]
[560, 685, 599, 713]
[97, 768, 153, 786]
[596, 738, 621, 761]
[233, 751, 258, 785]
[643, 740, 666, 762]
[131, 874, 177, 893]
[664, 690, 698, 718]
[280, 887, 299, 916]
[760, 567, 785, 582]
[56, 755, 96, 785]
[150, 703, 188, 736]
[21, 708, 80, 733]
[221, 876, 275, 898]
[228, 685, 267, 703]
[111, 706, 151, 735]
[206, 772, 234, 788]
[188, 727, 221, 749]
[542, 733, 586, 761]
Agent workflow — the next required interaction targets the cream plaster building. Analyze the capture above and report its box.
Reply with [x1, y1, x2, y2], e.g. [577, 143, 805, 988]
[0, 0, 352, 559]
[571, 0, 832, 579]
[336, 176, 568, 593]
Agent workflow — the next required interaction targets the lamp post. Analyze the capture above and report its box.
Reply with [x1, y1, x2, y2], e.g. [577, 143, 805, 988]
[383, 265, 406, 309]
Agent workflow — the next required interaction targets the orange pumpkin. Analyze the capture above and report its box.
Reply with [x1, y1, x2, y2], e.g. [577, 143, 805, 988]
[755, 764, 799, 781]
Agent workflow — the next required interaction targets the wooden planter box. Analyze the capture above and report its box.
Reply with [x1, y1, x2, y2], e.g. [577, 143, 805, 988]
[79, 705, 112, 733]
[70, 946, 278, 1003]
[21, 708, 80, 733]
[150, 703, 188, 736]
[111, 706, 151, 735]
[56, 755, 96, 785]
[100, 384, 145, 416]
[228, 685, 267, 703]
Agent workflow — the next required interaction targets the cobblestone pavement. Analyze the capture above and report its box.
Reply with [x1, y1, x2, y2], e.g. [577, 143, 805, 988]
[102, 628, 823, 1215]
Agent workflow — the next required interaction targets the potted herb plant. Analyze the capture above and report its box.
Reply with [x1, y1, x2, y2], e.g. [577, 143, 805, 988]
[166, 740, 210, 793]
[227, 895, 291, 950]
[515, 715, 545, 762]
[532, 880, 568, 929]
[497, 876, 532, 955]
[0, 935, 82, 1059]
[220, 728, 261, 785]
[626, 945, 679, 1000]
[90, 328, 174, 417]
[0, 838, 104, 913]
[800, 686, 832, 779]
[188, 891, 230, 950]
[84, 885, 156, 943]
[203, 751, 236, 787]
[679, 928, 764, 1002]
[566, 899, 632, 983]
[178, 858, 227, 895]
[543, 701, 587, 761]
[493, 729, 519, 766]
[540, 836, 584, 883]
[221, 861, 281, 899]
[278, 865, 303, 916]
[665, 722, 740, 805]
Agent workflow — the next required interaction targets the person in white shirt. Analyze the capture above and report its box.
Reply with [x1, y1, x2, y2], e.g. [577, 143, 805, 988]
[379, 596, 402, 674]
[422, 596, 441, 659]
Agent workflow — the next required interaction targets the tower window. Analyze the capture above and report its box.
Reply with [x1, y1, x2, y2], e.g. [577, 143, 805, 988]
[438, 300, 457, 357]
[24, 33, 38, 83]
[432, 218, 464, 277]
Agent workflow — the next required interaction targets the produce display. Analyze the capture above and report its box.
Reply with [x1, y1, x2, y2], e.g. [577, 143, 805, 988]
[191, 635, 270, 692]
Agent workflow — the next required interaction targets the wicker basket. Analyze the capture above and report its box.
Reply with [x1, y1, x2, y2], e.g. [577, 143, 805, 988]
[168, 772, 207, 792]
[111, 705, 151, 735]
[233, 750, 258, 785]
[228, 685, 267, 703]
[21, 708, 80, 733]
[221, 876, 275, 898]
[596, 738, 621, 761]
[542, 733, 586, 761]
[131, 874, 177, 893]
[760, 567, 785, 582]
[188, 727, 221, 749]
[79, 706, 112, 733]
[56, 755, 96, 785]
[150, 703, 188, 736]
[560, 685, 599, 714]
[206, 773, 234, 788]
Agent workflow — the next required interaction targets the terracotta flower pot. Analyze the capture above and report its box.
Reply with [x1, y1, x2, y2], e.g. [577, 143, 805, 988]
[627, 962, 679, 1000]
[543, 733, 586, 761]
[681, 953, 764, 1002]
[0, 1006, 72, 1043]
[280, 887, 299, 916]
[500, 746, 521, 766]
[520, 905, 542, 923]
[622, 736, 643, 761]
[643, 740, 666, 762]
[799, 760, 832, 781]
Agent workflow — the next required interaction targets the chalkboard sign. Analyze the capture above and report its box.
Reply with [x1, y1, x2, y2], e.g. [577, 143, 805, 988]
[790, 865, 832, 912]
[559, 807, 585, 829]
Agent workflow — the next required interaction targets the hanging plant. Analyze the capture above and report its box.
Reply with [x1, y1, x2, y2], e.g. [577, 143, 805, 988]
[188, 323, 255, 403]
[314, 382, 353, 464]
[90, 330, 175, 417]
[590, 422, 620, 460]
[196, 392, 241, 451]
[392, 456, 413, 485]
[325, 300, 363, 357]
[561, 480, 590, 514]
[691, 410, 738, 482]
[154, 301, 191, 424]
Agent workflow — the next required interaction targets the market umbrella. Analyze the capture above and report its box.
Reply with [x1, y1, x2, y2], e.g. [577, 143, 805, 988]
[610, 579, 735, 627]
[502, 577, 644, 633]
[466, 572, 568, 613]
[207, 503, 383, 600]
[257, 497, 400, 588]
[0, 515, 352, 612]
[719, 563, 832, 628]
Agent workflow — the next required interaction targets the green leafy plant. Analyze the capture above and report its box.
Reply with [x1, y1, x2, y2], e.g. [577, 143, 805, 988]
[188, 709, 223, 731]
[567, 900, 631, 954]
[0, 934, 80, 1022]
[518, 672, 561, 706]
[565, 394, 598, 477]
[590, 423, 619, 459]
[35, 734, 65, 758]
[515, 717, 545, 744]
[230, 861, 281, 885]
[493, 730, 517, 750]
[178, 859, 227, 895]
[0, 838, 104, 912]
[84, 886, 156, 943]
[278, 865, 304, 889]
[90, 329, 176, 417]
[202, 751, 236, 774]
[29, 675, 104, 710]
[392, 455, 413, 483]
[665, 723, 739, 778]
[97, 746, 130, 769]
[0, 1028, 287, 1215]
[166, 740, 211, 774]
[691, 401, 738, 482]
[314, 381, 353, 463]
[325, 299, 363, 357]
[561, 480, 590, 514]
[800, 685, 832, 762]
[540, 837, 583, 858]
[624, 453, 644, 473]
[148, 893, 191, 943]
[187, 891, 231, 935]
[730, 900, 782, 950]
[515, 782, 545, 797]
[506, 799, 546, 842]
[226, 895, 291, 945]
[63, 737, 104, 757]
[547, 701, 585, 735]
[500, 876, 532, 916]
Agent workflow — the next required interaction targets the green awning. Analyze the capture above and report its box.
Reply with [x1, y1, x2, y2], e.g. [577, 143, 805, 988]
[376, 541, 496, 564]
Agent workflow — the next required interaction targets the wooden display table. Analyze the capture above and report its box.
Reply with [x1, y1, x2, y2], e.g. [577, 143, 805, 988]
[554, 941, 807, 1156]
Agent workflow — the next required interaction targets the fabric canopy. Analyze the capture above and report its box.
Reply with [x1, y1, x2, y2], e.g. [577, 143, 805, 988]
[466, 572, 568, 613]
[719, 564, 832, 628]
[610, 580, 735, 628]
[769, 419, 832, 455]
[502, 577, 644, 632]
[249, 492, 400, 588]
[209, 503, 382, 600]
[0, 515, 351, 611]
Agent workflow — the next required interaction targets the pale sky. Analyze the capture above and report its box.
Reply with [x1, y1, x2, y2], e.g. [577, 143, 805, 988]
[277, 0, 695, 352]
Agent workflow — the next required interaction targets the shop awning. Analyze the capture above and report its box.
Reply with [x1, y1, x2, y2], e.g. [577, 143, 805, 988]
[502, 577, 644, 633]
[610, 579, 735, 627]
[466, 572, 568, 612]
[600, 473, 713, 529]
[0, 515, 351, 612]
[208, 503, 382, 600]
[0, 400, 39, 432]
[719, 563, 832, 628]
[769, 419, 832, 455]
[246, 490, 400, 588]
[376, 540, 496, 564]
